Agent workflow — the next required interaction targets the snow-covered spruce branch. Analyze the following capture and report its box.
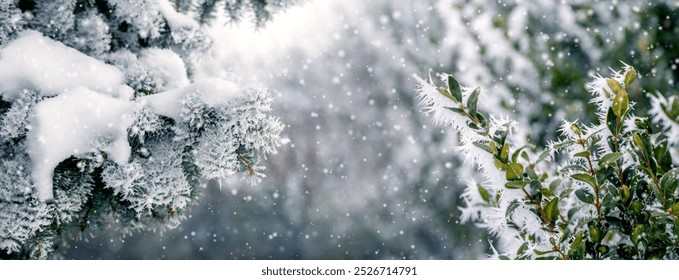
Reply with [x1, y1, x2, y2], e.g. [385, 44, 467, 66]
[0, 0, 291, 259]
[415, 67, 679, 259]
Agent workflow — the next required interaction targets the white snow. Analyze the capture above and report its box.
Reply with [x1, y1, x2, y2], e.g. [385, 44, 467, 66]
[0, 31, 246, 201]
[139, 48, 190, 91]
[157, 0, 196, 29]
[28, 77, 241, 201]
[157, 0, 199, 42]
[28, 87, 139, 201]
[0, 31, 123, 100]
[141, 78, 241, 120]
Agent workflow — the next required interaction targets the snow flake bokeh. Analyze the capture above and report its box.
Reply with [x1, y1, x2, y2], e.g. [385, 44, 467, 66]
[29, 0, 677, 259]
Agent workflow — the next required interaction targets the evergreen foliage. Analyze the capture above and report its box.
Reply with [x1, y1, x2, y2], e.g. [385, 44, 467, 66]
[416, 67, 679, 259]
[187, 0, 300, 26]
[0, 0, 290, 259]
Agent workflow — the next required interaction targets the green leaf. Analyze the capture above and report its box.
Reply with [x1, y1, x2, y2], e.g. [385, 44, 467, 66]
[671, 202, 679, 218]
[634, 117, 651, 132]
[499, 143, 509, 162]
[588, 225, 601, 243]
[540, 188, 556, 197]
[611, 87, 629, 117]
[535, 150, 550, 164]
[511, 145, 531, 163]
[595, 166, 614, 187]
[571, 173, 597, 188]
[447, 75, 463, 102]
[602, 230, 617, 243]
[436, 87, 457, 103]
[654, 140, 672, 172]
[445, 106, 470, 118]
[660, 168, 679, 199]
[568, 231, 584, 256]
[552, 140, 576, 150]
[493, 125, 510, 146]
[545, 198, 560, 222]
[475, 112, 487, 127]
[598, 152, 623, 167]
[533, 249, 554, 256]
[561, 164, 588, 173]
[506, 163, 524, 181]
[574, 151, 590, 158]
[528, 180, 541, 196]
[632, 132, 654, 164]
[660, 96, 679, 122]
[472, 142, 493, 154]
[505, 180, 530, 189]
[467, 120, 480, 130]
[467, 87, 480, 117]
[597, 245, 609, 255]
[632, 133, 644, 150]
[606, 107, 617, 133]
[602, 192, 614, 206]
[549, 179, 562, 190]
[630, 200, 643, 214]
[606, 78, 629, 117]
[621, 184, 631, 202]
[570, 123, 582, 136]
[494, 159, 507, 170]
[624, 68, 636, 87]
[631, 224, 644, 245]
[478, 185, 491, 203]
[516, 243, 530, 257]
[606, 78, 623, 95]
[575, 188, 595, 204]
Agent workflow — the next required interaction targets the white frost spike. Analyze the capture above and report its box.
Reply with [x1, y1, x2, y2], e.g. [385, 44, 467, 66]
[28, 87, 139, 201]
[413, 74, 485, 142]
[416, 72, 538, 253]
[0, 31, 124, 100]
[587, 66, 634, 115]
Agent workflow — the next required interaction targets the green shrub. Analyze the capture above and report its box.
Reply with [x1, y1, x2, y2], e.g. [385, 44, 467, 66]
[415, 66, 679, 259]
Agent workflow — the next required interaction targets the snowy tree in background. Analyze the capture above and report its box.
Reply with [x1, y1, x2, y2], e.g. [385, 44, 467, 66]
[0, 0, 292, 259]
[435, 0, 679, 144]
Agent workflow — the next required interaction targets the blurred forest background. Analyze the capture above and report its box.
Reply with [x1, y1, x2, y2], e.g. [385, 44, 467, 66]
[66, 0, 679, 259]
